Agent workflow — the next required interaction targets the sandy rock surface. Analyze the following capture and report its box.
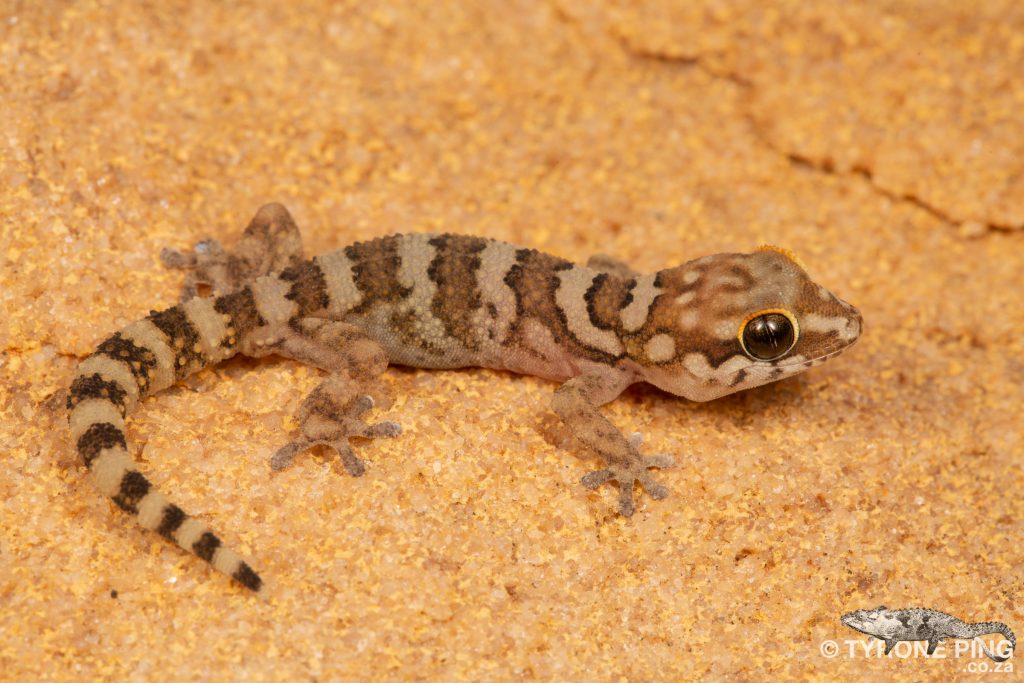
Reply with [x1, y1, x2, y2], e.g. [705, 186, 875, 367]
[2, 1, 1021, 679]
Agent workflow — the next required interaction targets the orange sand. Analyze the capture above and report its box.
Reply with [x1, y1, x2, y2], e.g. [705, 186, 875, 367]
[2, 1, 1022, 680]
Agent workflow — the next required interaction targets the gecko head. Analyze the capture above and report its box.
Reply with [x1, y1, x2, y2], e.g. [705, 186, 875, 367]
[841, 606, 897, 638]
[634, 246, 862, 401]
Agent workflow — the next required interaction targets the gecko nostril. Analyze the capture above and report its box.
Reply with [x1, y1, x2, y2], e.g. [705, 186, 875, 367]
[843, 302, 863, 329]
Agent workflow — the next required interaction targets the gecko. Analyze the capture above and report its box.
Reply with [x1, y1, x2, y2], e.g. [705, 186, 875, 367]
[842, 606, 1016, 662]
[67, 203, 862, 593]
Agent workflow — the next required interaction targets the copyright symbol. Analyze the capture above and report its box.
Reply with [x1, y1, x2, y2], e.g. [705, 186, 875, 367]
[820, 640, 839, 658]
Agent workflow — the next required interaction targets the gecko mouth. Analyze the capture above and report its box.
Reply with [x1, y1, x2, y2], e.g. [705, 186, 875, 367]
[773, 337, 858, 369]
[811, 339, 858, 362]
[840, 615, 867, 631]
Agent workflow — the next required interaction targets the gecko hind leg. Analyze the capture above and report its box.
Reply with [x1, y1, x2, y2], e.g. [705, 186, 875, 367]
[269, 319, 401, 475]
[161, 202, 305, 300]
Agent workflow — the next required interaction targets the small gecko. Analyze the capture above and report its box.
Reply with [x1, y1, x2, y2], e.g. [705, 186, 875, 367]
[842, 606, 1016, 662]
[67, 203, 862, 593]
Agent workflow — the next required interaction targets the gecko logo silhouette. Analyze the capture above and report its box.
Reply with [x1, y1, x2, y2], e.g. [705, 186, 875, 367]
[841, 606, 1015, 662]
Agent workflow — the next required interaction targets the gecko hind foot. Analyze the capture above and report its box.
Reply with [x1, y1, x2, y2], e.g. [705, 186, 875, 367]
[161, 203, 305, 300]
[581, 433, 674, 517]
[161, 239, 230, 301]
[269, 393, 401, 476]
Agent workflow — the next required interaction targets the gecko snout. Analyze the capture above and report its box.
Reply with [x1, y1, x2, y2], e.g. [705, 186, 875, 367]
[845, 301, 863, 343]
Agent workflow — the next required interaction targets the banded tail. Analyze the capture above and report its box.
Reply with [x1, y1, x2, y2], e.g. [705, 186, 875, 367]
[959, 621, 1016, 662]
[68, 292, 265, 593]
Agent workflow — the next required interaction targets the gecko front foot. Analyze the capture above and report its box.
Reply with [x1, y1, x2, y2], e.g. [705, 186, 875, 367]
[581, 433, 674, 517]
[270, 389, 401, 476]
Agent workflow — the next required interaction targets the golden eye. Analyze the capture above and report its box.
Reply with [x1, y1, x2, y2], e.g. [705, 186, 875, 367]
[739, 309, 798, 361]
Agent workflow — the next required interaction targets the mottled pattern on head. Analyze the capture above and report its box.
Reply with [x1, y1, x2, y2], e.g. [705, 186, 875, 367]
[634, 247, 861, 401]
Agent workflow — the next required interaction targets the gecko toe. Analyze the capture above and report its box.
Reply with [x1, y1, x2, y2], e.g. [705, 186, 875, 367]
[639, 474, 669, 500]
[644, 454, 675, 469]
[617, 485, 637, 517]
[269, 440, 307, 471]
[360, 420, 402, 438]
[160, 247, 196, 269]
[351, 394, 375, 416]
[336, 444, 366, 477]
[178, 285, 199, 303]
[581, 468, 615, 489]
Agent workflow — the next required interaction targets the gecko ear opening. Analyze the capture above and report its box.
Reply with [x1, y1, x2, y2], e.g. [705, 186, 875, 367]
[877, 605, 887, 610]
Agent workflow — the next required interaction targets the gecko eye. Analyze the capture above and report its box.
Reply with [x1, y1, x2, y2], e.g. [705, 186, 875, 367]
[740, 312, 797, 361]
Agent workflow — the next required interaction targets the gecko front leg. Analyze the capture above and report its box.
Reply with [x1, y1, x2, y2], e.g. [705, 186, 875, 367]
[268, 318, 401, 475]
[552, 372, 674, 516]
